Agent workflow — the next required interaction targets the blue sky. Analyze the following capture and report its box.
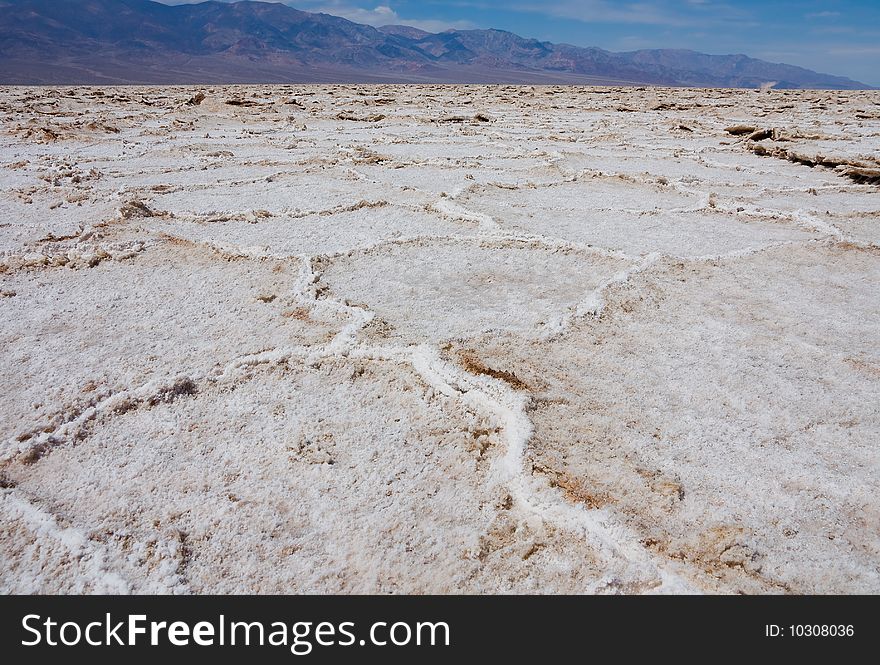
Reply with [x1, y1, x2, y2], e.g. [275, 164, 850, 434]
[159, 1, 880, 84]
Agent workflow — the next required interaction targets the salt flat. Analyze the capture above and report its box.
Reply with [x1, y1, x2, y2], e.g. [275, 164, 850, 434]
[0, 85, 878, 594]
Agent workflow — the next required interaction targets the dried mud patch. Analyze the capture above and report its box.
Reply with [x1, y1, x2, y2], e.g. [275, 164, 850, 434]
[0, 242, 327, 443]
[1, 360, 605, 593]
[458, 243, 880, 592]
[319, 240, 629, 343]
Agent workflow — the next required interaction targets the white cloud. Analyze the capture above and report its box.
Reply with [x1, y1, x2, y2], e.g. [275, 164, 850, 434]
[309, 4, 473, 31]
[806, 11, 841, 20]
[316, 4, 397, 25]
[156, 1, 473, 32]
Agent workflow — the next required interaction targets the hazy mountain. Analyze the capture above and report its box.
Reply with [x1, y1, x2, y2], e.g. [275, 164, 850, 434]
[0, 0, 870, 88]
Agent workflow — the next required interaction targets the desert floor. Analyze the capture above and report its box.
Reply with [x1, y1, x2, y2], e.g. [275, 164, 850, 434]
[1, 85, 878, 594]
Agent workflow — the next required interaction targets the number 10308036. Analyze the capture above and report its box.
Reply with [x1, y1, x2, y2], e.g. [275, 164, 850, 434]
[765, 625, 854, 637]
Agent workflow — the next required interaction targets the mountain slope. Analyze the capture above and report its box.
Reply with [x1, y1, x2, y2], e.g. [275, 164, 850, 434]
[0, 0, 870, 88]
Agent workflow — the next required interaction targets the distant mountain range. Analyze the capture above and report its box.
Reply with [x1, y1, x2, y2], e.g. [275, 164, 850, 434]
[0, 0, 871, 88]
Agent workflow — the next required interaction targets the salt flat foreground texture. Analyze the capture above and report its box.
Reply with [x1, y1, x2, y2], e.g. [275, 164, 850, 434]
[0, 85, 878, 594]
